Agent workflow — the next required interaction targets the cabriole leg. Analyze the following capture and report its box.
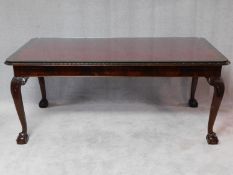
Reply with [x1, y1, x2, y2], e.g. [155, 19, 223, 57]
[206, 77, 225, 144]
[38, 77, 48, 108]
[11, 77, 29, 144]
[189, 77, 198, 107]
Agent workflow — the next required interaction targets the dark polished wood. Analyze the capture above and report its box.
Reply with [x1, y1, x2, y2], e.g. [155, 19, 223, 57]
[11, 77, 29, 144]
[13, 65, 222, 77]
[38, 77, 48, 108]
[5, 37, 230, 145]
[206, 77, 225, 144]
[5, 38, 229, 64]
[189, 77, 198, 107]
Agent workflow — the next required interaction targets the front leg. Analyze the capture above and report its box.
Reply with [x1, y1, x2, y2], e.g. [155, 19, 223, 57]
[11, 77, 29, 144]
[206, 77, 225, 144]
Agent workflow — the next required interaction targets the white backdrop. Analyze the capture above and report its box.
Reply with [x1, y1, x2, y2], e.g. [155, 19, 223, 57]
[0, 1, 233, 174]
[0, 0, 232, 105]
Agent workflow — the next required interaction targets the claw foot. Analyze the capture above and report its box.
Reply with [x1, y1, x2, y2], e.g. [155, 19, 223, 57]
[16, 132, 29, 144]
[188, 99, 198, 108]
[39, 98, 48, 108]
[206, 132, 219, 145]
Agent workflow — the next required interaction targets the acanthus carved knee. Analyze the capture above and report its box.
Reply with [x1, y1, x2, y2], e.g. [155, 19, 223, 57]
[11, 77, 28, 92]
[206, 77, 224, 97]
[11, 77, 28, 85]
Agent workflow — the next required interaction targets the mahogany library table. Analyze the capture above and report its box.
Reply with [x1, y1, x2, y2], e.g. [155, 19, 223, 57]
[5, 37, 230, 145]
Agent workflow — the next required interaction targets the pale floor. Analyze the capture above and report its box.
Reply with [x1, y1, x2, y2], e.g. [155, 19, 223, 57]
[0, 97, 233, 175]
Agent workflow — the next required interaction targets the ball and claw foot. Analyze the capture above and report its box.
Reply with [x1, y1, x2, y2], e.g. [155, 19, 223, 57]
[16, 132, 29, 144]
[39, 98, 48, 108]
[188, 98, 198, 108]
[206, 132, 219, 145]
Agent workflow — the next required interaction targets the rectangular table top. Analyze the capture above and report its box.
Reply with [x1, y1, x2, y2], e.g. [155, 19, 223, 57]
[5, 37, 229, 66]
